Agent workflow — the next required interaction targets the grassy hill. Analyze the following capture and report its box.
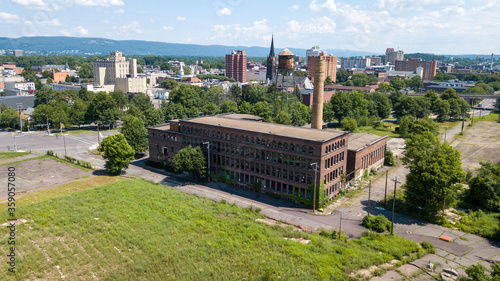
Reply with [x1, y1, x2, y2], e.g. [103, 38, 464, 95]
[0, 177, 429, 280]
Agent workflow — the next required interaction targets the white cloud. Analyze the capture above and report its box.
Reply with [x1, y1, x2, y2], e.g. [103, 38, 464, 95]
[177, 16, 186, 21]
[211, 19, 271, 42]
[122, 21, 142, 34]
[309, 0, 336, 13]
[42, 18, 60, 26]
[0, 12, 20, 24]
[162, 26, 174, 31]
[217, 7, 232, 16]
[287, 16, 336, 35]
[60, 25, 88, 36]
[114, 9, 124, 14]
[289, 4, 299, 10]
[11, 0, 123, 11]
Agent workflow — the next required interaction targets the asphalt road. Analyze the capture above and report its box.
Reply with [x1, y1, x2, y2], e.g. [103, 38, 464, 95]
[0, 129, 117, 156]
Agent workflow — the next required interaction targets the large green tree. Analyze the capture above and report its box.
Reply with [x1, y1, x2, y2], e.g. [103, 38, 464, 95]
[101, 133, 135, 175]
[403, 131, 465, 214]
[467, 161, 500, 212]
[85, 92, 121, 126]
[121, 115, 148, 154]
[173, 145, 207, 179]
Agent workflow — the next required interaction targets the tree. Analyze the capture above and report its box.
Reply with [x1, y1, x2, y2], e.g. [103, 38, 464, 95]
[85, 92, 121, 126]
[0, 106, 19, 128]
[65, 75, 72, 82]
[273, 111, 292, 125]
[435, 99, 451, 121]
[467, 161, 500, 212]
[341, 117, 357, 131]
[183, 66, 191, 75]
[398, 115, 415, 138]
[78, 62, 93, 79]
[130, 93, 153, 112]
[408, 75, 423, 91]
[295, 70, 308, 77]
[121, 115, 148, 154]
[403, 131, 465, 214]
[376, 82, 394, 93]
[220, 100, 238, 113]
[161, 79, 179, 90]
[325, 76, 333, 85]
[101, 133, 135, 175]
[238, 101, 252, 114]
[143, 107, 164, 127]
[173, 145, 207, 179]
[393, 96, 418, 119]
[68, 99, 88, 127]
[441, 88, 460, 100]
[42, 70, 52, 78]
[336, 68, 349, 83]
[137, 66, 144, 73]
[203, 86, 224, 106]
[390, 78, 405, 91]
[110, 91, 128, 111]
[414, 96, 431, 119]
[202, 103, 220, 115]
[230, 84, 242, 104]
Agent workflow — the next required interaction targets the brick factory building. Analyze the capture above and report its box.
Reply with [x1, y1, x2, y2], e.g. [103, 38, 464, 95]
[346, 133, 387, 180]
[225, 50, 247, 83]
[148, 113, 387, 206]
[394, 58, 437, 81]
[148, 113, 351, 202]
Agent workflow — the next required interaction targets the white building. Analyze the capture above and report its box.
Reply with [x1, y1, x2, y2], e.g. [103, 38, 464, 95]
[305, 45, 321, 64]
[93, 51, 146, 93]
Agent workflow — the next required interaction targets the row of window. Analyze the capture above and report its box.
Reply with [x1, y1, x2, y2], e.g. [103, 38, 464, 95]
[325, 166, 344, 184]
[325, 152, 344, 170]
[182, 126, 316, 154]
[324, 139, 346, 154]
[361, 146, 385, 169]
[150, 132, 178, 142]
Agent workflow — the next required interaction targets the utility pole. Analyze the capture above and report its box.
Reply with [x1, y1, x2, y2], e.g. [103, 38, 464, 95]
[311, 162, 319, 213]
[384, 171, 388, 205]
[391, 176, 401, 235]
[16, 103, 22, 132]
[46, 115, 50, 135]
[203, 141, 210, 181]
[61, 122, 67, 156]
[368, 180, 371, 216]
[339, 213, 342, 239]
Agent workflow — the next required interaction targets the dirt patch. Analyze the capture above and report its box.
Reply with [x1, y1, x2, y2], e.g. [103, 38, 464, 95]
[450, 122, 500, 171]
[0, 157, 92, 200]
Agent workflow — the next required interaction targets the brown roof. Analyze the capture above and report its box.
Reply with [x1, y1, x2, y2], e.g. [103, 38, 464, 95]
[278, 48, 295, 56]
[183, 114, 346, 142]
[348, 133, 387, 151]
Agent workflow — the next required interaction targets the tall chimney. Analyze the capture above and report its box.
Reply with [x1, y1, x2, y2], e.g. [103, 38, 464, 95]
[311, 56, 325, 130]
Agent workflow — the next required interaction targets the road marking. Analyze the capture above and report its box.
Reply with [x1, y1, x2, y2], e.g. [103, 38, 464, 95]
[64, 135, 96, 145]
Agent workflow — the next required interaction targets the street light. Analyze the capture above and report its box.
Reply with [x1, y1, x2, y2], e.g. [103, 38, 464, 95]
[390, 176, 401, 235]
[203, 141, 210, 180]
[310, 162, 319, 213]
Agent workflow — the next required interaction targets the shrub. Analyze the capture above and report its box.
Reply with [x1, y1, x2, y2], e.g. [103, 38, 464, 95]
[384, 150, 395, 166]
[420, 241, 436, 254]
[362, 214, 391, 233]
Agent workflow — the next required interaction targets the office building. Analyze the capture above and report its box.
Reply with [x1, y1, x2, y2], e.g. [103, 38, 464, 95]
[306, 45, 321, 64]
[395, 58, 437, 81]
[307, 52, 337, 83]
[385, 48, 404, 65]
[93, 51, 146, 93]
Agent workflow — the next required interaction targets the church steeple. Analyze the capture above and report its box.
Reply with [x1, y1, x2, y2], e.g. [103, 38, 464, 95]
[266, 35, 277, 82]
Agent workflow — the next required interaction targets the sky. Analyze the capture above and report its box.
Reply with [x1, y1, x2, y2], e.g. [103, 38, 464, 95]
[0, 0, 499, 55]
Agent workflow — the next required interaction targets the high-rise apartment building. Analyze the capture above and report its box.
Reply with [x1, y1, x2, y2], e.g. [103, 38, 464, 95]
[225, 50, 247, 83]
[93, 51, 146, 93]
[340, 57, 382, 69]
[395, 58, 437, 81]
[307, 52, 337, 83]
[385, 48, 404, 65]
[305, 45, 321, 64]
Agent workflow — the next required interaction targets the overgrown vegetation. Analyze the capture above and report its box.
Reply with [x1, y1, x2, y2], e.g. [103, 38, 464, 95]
[0, 178, 430, 280]
[0, 151, 31, 160]
[362, 214, 392, 233]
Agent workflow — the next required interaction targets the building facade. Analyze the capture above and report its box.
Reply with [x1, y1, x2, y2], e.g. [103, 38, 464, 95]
[340, 57, 382, 69]
[385, 48, 404, 65]
[395, 59, 437, 81]
[347, 133, 387, 180]
[148, 113, 350, 202]
[307, 52, 338, 83]
[305, 46, 321, 64]
[225, 50, 247, 83]
[93, 51, 146, 93]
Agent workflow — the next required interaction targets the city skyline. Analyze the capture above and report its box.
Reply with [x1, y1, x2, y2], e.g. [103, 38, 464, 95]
[0, 0, 499, 55]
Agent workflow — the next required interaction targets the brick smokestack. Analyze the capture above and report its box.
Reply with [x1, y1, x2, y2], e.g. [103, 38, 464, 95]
[311, 56, 325, 130]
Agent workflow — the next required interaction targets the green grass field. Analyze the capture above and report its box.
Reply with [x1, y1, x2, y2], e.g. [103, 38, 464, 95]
[0, 151, 31, 160]
[357, 122, 399, 138]
[0, 177, 428, 280]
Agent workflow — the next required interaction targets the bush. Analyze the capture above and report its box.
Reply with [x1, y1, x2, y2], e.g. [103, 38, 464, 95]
[362, 214, 391, 233]
[420, 241, 436, 254]
[384, 150, 395, 166]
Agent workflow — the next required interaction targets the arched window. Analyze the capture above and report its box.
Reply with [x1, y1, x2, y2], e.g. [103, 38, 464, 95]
[256, 138, 260, 145]
[251, 137, 255, 144]
[308, 146, 313, 154]
[278, 142, 283, 149]
[302, 146, 306, 153]
[290, 143, 294, 151]
[296, 145, 301, 153]
[245, 136, 249, 143]
[216, 131, 221, 138]
[284, 142, 288, 150]
[272, 141, 277, 148]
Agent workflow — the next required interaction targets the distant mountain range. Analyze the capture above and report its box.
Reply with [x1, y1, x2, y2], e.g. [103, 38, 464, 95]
[0, 36, 379, 58]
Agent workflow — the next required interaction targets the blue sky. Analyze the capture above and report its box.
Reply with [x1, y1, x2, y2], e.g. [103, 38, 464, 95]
[1, 0, 499, 54]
